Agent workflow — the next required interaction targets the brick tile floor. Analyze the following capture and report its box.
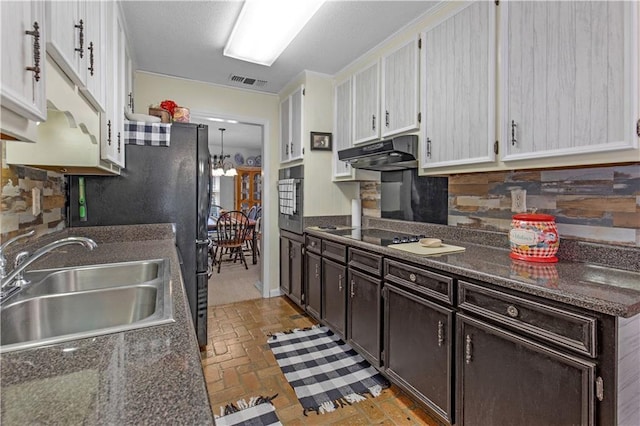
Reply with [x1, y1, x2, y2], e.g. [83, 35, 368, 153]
[201, 296, 445, 425]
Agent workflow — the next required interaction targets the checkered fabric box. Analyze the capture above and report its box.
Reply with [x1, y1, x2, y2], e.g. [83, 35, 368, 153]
[125, 120, 171, 146]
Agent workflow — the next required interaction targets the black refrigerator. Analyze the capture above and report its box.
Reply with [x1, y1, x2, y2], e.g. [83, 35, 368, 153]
[68, 122, 211, 347]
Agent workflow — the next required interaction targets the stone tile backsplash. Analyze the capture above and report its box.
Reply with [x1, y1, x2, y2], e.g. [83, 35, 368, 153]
[1, 143, 66, 240]
[362, 164, 639, 247]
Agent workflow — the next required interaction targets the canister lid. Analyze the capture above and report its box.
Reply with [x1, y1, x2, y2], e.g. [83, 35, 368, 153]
[512, 213, 555, 222]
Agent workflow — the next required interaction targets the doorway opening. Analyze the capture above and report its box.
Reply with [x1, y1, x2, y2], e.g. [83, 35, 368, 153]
[190, 110, 270, 306]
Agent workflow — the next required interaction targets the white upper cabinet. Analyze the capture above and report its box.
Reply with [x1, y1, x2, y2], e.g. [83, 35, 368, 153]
[501, 1, 638, 161]
[333, 78, 353, 178]
[101, 2, 125, 168]
[79, 0, 105, 112]
[353, 61, 380, 144]
[280, 85, 304, 163]
[421, 1, 496, 170]
[381, 38, 420, 138]
[0, 0, 47, 125]
[46, 1, 85, 87]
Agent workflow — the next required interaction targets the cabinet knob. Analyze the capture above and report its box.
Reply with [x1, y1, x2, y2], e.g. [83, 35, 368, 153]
[310, 241, 316, 247]
[506, 305, 519, 318]
[25, 21, 41, 82]
[409, 273, 417, 282]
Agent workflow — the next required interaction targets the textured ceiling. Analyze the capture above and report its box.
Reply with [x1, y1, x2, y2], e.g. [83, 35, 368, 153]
[120, 1, 438, 94]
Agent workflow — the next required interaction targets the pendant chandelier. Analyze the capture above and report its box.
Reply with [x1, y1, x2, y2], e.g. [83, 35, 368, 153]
[212, 128, 237, 177]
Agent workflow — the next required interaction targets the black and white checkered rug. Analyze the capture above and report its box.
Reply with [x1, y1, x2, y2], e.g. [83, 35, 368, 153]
[214, 395, 281, 426]
[268, 325, 390, 415]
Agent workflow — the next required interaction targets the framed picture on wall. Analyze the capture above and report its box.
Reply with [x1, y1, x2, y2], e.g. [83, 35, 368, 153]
[310, 132, 332, 151]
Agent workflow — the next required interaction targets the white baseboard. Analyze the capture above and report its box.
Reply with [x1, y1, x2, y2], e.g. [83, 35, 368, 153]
[269, 288, 282, 298]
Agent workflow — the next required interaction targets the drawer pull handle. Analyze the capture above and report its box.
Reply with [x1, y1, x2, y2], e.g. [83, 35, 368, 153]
[596, 376, 604, 401]
[437, 321, 444, 347]
[25, 21, 41, 81]
[465, 334, 472, 364]
[507, 305, 519, 318]
[409, 273, 417, 282]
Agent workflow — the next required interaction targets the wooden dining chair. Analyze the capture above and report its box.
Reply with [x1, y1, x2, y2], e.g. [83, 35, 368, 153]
[212, 210, 250, 273]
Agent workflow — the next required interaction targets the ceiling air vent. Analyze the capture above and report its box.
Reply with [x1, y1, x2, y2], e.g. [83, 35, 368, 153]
[228, 74, 268, 88]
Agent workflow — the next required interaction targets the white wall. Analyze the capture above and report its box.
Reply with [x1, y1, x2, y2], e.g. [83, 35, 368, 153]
[135, 71, 280, 294]
[279, 71, 359, 217]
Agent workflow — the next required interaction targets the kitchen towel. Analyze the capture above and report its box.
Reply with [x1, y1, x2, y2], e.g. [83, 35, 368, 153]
[214, 395, 281, 426]
[277, 179, 296, 215]
[351, 199, 361, 228]
[268, 325, 389, 416]
[125, 120, 171, 146]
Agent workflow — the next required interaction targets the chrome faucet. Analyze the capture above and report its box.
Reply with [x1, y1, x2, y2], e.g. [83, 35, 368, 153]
[0, 230, 35, 279]
[0, 237, 98, 294]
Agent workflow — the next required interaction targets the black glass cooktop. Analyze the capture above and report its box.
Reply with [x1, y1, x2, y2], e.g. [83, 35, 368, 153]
[324, 228, 425, 246]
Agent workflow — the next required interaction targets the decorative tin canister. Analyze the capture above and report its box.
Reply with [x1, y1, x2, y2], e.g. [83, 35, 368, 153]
[509, 213, 559, 263]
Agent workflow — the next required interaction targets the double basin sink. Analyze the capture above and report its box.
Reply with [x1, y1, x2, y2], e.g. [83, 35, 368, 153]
[0, 259, 174, 353]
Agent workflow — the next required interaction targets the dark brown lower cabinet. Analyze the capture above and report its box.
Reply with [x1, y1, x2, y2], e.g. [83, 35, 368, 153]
[457, 313, 597, 426]
[383, 283, 454, 424]
[322, 258, 347, 337]
[347, 269, 381, 367]
[305, 251, 322, 320]
[280, 232, 304, 307]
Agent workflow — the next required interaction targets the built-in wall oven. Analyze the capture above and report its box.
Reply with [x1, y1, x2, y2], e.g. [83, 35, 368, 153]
[278, 165, 304, 234]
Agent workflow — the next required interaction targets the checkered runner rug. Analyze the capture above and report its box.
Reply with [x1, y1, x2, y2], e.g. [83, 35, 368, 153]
[214, 395, 281, 426]
[268, 325, 390, 415]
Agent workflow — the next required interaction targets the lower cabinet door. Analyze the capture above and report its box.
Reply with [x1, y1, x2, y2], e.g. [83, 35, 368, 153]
[322, 258, 346, 337]
[348, 269, 381, 367]
[384, 283, 454, 423]
[458, 314, 597, 426]
[289, 239, 304, 307]
[305, 252, 322, 320]
[279, 237, 290, 295]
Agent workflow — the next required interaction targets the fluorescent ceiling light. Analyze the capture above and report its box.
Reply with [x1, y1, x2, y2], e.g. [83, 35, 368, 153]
[224, 0, 326, 66]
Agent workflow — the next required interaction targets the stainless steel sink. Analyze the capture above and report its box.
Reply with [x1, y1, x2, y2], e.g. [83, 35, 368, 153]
[0, 259, 173, 353]
[21, 260, 161, 297]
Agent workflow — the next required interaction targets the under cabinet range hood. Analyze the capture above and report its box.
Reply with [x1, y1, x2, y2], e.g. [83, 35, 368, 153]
[337, 135, 418, 171]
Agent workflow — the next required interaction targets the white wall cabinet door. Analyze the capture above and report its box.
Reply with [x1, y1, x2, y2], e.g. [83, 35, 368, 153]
[79, 0, 105, 112]
[101, 2, 125, 168]
[280, 85, 304, 163]
[280, 95, 291, 162]
[421, 1, 496, 170]
[333, 78, 353, 178]
[381, 38, 420, 138]
[46, 0, 86, 87]
[353, 61, 380, 144]
[501, 1, 638, 161]
[0, 0, 47, 123]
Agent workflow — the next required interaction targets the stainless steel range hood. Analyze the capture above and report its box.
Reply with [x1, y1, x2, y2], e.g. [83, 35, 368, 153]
[337, 135, 418, 171]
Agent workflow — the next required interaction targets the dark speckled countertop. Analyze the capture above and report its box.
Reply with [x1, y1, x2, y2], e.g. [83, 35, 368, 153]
[0, 224, 214, 425]
[305, 226, 640, 318]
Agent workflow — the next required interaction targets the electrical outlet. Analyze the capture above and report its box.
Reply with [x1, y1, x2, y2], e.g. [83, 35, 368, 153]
[511, 189, 526, 213]
[32, 187, 41, 216]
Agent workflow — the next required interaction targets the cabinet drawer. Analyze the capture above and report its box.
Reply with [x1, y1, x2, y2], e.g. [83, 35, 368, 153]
[384, 259, 454, 305]
[458, 281, 597, 358]
[306, 235, 322, 254]
[322, 240, 347, 263]
[349, 248, 383, 276]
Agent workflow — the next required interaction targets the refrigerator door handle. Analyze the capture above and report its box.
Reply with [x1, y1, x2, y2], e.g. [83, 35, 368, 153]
[196, 239, 209, 245]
